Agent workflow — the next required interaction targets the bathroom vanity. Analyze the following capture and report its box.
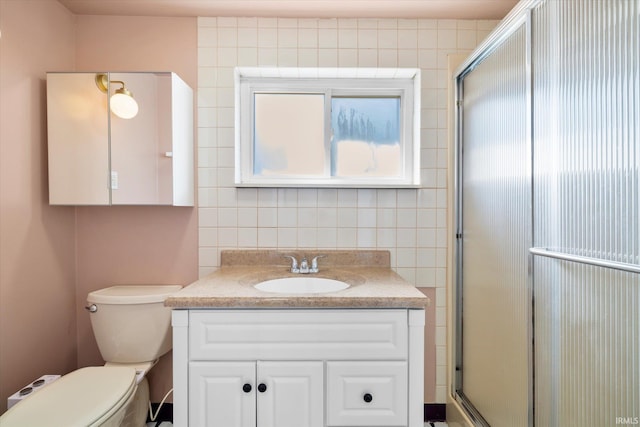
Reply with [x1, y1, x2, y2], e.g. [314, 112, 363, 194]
[166, 250, 428, 427]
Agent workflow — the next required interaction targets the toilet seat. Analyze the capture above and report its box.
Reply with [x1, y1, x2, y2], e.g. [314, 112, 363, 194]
[0, 366, 137, 427]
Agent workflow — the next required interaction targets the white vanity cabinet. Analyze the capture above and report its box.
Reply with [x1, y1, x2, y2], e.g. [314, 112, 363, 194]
[172, 309, 425, 427]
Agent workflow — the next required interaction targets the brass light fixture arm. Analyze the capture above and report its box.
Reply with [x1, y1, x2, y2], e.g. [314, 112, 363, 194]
[95, 73, 127, 93]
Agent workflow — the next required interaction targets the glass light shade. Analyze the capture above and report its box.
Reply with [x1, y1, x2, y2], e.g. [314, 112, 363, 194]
[110, 90, 138, 119]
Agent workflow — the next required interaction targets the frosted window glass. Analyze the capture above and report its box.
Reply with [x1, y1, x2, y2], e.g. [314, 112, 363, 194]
[331, 97, 401, 177]
[253, 93, 325, 176]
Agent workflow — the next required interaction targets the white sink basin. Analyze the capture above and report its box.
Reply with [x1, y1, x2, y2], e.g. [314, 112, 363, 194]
[254, 277, 350, 294]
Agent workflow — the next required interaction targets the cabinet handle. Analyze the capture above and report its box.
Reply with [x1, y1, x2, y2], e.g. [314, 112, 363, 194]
[242, 383, 252, 393]
[258, 383, 267, 393]
[363, 393, 373, 403]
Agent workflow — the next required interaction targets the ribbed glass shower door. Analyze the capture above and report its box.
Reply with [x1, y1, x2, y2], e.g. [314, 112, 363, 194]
[454, 12, 532, 427]
[532, 1, 639, 426]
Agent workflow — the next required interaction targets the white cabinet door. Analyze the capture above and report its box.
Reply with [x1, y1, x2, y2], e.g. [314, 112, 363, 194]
[326, 361, 408, 426]
[257, 361, 324, 427]
[189, 361, 255, 427]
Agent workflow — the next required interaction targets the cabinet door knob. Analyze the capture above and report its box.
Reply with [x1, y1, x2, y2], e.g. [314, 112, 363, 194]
[242, 383, 252, 393]
[363, 393, 373, 403]
[258, 383, 267, 393]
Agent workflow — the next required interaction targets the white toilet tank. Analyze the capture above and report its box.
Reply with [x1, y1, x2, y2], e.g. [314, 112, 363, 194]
[87, 285, 182, 364]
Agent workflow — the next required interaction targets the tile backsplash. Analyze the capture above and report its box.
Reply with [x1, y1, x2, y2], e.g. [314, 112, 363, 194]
[197, 16, 498, 402]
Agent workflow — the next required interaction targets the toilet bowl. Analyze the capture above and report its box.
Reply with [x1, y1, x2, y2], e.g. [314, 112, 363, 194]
[0, 284, 181, 427]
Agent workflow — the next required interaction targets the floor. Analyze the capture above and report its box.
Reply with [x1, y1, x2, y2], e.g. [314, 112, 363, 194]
[146, 423, 448, 426]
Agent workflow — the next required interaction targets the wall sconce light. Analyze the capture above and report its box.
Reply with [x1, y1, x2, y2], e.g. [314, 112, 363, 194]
[95, 73, 139, 119]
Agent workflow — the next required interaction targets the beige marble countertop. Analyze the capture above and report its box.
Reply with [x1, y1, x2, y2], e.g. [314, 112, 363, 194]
[166, 250, 429, 309]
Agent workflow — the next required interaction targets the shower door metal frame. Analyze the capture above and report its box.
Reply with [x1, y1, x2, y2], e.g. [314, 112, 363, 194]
[452, 2, 537, 425]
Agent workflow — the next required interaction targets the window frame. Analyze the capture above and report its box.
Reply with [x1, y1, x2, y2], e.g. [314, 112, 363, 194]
[235, 67, 421, 188]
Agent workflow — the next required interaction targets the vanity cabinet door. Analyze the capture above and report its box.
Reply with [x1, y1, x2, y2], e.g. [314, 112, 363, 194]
[257, 361, 324, 427]
[189, 362, 255, 427]
[188, 361, 323, 427]
[326, 361, 408, 426]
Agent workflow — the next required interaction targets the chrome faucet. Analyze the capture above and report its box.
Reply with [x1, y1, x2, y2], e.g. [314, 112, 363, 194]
[284, 255, 325, 274]
[299, 257, 310, 273]
[283, 255, 299, 273]
[310, 255, 325, 273]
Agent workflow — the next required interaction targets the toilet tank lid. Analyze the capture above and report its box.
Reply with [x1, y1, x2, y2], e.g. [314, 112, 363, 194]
[87, 285, 183, 304]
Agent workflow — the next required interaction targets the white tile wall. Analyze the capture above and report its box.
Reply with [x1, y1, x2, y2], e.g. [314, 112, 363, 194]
[197, 16, 498, 403]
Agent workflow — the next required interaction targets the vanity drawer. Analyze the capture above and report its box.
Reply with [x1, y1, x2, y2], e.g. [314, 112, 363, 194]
[326, 361, 408, 426]
[188, 309, 408, 361]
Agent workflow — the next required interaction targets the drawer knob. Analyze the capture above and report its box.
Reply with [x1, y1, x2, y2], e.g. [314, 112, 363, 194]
[242, 383, 252, 393]
[258, 383, 267, 393]
[363, 393, 373, 403]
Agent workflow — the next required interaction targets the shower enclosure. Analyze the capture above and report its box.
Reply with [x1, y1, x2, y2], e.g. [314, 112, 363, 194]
[453, 1, 639, 425]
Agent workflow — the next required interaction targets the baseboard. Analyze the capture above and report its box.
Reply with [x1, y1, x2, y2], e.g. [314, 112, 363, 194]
[149, 402, 447, 424]
[152, 403, 447, 425]
[425, 403, 447, 422]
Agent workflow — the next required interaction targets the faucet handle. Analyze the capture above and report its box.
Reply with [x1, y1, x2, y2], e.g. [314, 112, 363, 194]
[298, 257, 310, 273]
[283, 255, 299, 273]
[310, 255, 326, 272]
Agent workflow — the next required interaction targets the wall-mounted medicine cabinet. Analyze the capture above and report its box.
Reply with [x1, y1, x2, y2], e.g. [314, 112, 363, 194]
[46, 72, 194, 206]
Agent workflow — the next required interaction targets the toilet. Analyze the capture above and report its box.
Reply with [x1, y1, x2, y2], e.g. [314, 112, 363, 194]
[0, 284, 182, 427]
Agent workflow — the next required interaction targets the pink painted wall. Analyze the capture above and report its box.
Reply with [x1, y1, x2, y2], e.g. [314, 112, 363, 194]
[73, 15, 198, 402]
[0, 7, 197, 411]
[0, 0, 78, 412]
[0, 2, 439, 412]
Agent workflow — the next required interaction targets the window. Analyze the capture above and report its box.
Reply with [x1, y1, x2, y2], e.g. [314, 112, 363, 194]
[235, 67, 421, 188]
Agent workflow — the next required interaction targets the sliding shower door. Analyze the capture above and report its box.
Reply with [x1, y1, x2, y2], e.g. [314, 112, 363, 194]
[454, 0, 639, 426]
[532, 1, 639, 426]
[454, 12, 531, 427]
